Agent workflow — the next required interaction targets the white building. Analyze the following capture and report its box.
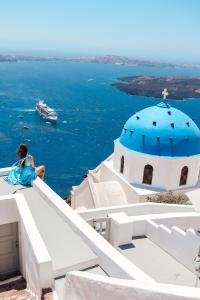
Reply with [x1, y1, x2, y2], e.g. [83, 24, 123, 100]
[0, 169, 200, 299]
[71, 99, 200, 210]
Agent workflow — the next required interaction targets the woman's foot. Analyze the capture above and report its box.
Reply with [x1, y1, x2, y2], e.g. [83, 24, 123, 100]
[36, 165, 45, 180]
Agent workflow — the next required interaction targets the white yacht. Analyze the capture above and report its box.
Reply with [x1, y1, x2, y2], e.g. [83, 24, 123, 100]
[35, 100, 58, 122]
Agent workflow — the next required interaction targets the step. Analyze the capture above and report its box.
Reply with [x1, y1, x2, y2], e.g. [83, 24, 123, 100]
[0, 276, 36, 299]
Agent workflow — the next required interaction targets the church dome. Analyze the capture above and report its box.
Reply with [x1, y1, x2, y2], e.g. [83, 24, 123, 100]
[119, 102, 200, 157]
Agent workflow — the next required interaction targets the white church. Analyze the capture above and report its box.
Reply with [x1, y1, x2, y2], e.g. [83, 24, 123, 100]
[71, 89, 200, 209]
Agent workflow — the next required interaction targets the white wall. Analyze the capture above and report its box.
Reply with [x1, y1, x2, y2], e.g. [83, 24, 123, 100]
[0, 194, 53, 299]
[146, 220, 200, 273]
[63, 271, 200, 300]
[87, 207, 200, 250]
[186, 189, 200, 212]
[114, 141, 200, 191]
[109, 212, 133, 246]
[72, 177, 95, 210]
[153, 214, 200, 230]
[100, 161, 140, 204]
[0, 196, 18, 225]
[94, 181, 128, 208]
[16, 195, 53, 296]
[79, 202, 194, 220]
[78, 203, 198, 248]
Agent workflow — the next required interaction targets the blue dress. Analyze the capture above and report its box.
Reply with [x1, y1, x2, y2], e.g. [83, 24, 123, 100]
[5, 154, 36, 186]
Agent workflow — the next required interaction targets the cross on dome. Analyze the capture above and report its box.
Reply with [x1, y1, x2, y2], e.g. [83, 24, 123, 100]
[162, 88, 169, 100]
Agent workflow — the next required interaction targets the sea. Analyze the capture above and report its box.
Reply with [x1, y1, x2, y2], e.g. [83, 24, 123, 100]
[0, 61, 200, 197]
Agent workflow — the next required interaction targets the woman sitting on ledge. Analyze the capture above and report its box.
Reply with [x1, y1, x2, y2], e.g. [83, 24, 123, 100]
[5, 144, 45, 186]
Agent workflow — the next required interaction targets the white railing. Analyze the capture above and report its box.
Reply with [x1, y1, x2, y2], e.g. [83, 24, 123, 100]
[16, 194, 53, 298]
[87, 217, 111, 241]
[78, 202, 195, 220]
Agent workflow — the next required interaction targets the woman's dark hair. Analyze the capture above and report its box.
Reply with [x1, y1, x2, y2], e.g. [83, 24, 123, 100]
[17, 144, 28, 167]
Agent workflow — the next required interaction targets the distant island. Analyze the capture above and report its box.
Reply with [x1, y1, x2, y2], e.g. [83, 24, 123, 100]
[1, 54, 200, 69]
[0, 55, 17, 62]
[113, 76, 200, 100]
[62, 55, 176, 68]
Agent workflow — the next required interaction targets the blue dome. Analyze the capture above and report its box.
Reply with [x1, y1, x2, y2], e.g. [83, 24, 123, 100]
[119, 102, 200, 157]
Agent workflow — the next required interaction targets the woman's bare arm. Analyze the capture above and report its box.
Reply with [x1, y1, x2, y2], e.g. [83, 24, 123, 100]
[29, 156, 35, 168]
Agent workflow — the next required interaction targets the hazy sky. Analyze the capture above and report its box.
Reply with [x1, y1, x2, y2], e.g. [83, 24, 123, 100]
[1, 0, 200, 62]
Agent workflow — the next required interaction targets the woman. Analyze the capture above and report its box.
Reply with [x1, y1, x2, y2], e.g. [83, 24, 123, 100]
[5, 144, 45, 186]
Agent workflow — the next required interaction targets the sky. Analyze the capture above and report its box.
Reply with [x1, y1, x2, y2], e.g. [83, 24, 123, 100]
[1, 0, 200, 63]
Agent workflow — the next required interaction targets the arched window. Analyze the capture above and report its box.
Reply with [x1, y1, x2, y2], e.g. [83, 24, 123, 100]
[143, 164, 153, 185]
[179, 166, 188, 186]
[120, 156, 124, 174]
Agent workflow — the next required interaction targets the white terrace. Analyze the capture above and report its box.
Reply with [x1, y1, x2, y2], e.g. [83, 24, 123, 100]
[0, 167, 200, 299]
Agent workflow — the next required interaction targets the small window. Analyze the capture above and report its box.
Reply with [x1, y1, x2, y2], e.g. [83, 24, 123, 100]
[120, 156, 125, 174]
[179, 166, 188, 186]
[143, 164, 153, 185]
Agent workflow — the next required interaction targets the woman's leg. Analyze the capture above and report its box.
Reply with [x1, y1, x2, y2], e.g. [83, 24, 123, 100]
[36, 165, 45, 180]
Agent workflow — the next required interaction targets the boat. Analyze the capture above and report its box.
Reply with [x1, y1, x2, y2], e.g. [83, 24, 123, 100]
[35, 100, 58, 122]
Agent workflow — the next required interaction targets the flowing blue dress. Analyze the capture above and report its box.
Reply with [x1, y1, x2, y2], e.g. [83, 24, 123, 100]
[5, 154, 36, 186]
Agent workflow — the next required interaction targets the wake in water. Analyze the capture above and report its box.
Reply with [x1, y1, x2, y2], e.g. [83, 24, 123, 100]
[13, 108, 35, 112]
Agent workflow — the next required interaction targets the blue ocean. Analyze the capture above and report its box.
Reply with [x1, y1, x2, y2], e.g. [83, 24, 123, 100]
[0, 61, 200, 197]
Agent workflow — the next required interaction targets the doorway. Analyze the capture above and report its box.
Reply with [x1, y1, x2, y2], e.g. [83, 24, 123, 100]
[0, 222, 19, 280]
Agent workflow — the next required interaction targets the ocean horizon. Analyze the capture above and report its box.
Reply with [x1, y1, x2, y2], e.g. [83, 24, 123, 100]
[0, 61, 200, 197]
